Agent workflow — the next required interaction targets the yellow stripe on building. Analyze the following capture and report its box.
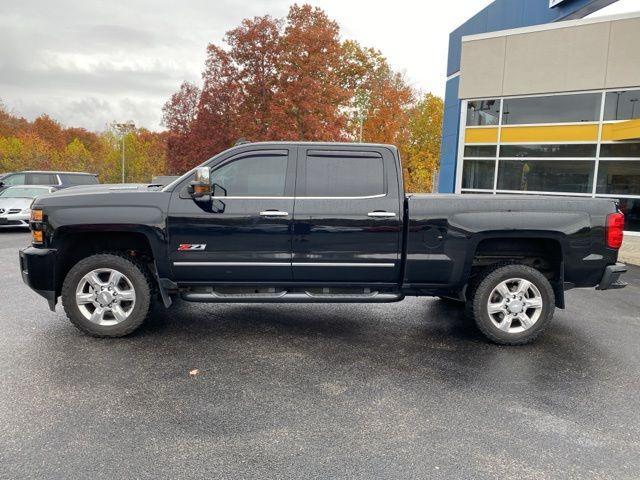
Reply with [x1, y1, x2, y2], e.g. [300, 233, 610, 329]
[465, 127, 499, 143]
[500, 124, 599, 143]
[601, 120, 640, 141]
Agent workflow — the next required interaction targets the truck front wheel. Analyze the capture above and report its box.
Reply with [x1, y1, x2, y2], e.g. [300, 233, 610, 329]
[470, 264, 555, 345]
[61, 253, 153, 337]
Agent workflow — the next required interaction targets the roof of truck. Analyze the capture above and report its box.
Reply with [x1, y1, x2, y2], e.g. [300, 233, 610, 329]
[242, 141, 397, 149]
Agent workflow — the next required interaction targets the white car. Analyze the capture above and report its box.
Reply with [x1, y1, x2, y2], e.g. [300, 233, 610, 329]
[0, 185, 56, 229]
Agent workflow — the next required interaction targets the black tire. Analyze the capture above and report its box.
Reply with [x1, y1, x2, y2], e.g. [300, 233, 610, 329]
[61, 253, 153, 337]
[470, 263, 555, 345]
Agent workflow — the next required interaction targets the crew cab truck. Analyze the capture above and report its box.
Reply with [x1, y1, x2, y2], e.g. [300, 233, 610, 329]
[20, 142, 627, 345]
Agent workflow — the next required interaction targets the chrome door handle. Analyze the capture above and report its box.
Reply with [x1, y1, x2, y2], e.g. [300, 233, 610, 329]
[367, 211, 396, 217]
[260, 210, 289, 217]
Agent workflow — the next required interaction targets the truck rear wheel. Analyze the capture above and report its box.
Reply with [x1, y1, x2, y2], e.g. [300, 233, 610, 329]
[61, 253, 153, 337]
[470, 264, 555, 345]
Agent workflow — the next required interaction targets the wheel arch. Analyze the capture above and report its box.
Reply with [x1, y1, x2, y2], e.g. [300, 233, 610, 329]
[463, 232, 566, 309]
[51, 226, 162, 299]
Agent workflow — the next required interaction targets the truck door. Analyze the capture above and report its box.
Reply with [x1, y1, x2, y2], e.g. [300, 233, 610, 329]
[167, 147, 295, 282]
[292, 146, 402, 283]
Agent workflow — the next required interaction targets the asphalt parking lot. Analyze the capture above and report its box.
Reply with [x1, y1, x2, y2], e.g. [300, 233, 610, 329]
[1, 230, 639, 479]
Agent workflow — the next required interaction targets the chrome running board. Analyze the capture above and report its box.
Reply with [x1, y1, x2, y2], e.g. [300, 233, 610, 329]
[181, 289, 404, 303]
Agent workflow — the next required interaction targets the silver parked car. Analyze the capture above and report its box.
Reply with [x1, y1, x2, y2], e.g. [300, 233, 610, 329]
[0, 185, 56, 229]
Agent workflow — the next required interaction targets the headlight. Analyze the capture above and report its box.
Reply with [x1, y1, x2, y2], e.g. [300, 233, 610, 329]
[30, 209, 43, 222]
[30, 209, 44, 245]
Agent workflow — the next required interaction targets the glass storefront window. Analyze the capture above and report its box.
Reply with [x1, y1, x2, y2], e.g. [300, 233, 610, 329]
[604, 90, 640, 121]
[500, 144, 597, 158]
[462, 160, 495, 189]
[596, 161, 640, 195]
[466, 100, 500, 126]
[502, 93, 601, 125]
[463, 145, 497, 157]
[462, 91, 640, 209]
[497, 160, 594, 193]
[600, 142, 640, 158]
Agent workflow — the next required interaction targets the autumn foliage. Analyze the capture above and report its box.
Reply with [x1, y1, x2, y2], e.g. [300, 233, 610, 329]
[0, 106, 167, 183]
[1, 4, 444, 192]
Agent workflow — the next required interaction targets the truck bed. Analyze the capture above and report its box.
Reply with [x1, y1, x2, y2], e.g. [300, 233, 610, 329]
[403, 194, 619, 289]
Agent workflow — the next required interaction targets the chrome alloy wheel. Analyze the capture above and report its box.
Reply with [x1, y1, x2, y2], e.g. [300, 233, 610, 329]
[486, 277, 543, 334]
[75, 268, 136, 326]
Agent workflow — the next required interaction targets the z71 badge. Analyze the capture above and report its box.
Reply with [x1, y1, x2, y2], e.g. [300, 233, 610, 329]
[177, 244, 207, 251]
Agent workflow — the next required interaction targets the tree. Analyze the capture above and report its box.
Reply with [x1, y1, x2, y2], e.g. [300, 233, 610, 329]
[0, 136, 23, 172]
[162, 82, 201, 174]
[225, 15, 281, 139]
[404, 93, 444, 192]
[269, 4, 350, 140]
[0, 101, 29, 138]
[339, 41, 414, 145]
[193, 45, 242, 157]
[123, 129, 168, 183]
[30, 115, 66, 151]
[55, 138, 93, 171]
[162, 82, 200, 135]
[17, 132, 53, 171]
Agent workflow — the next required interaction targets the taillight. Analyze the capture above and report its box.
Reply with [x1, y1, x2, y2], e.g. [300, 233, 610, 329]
[606, 212, 624, 249]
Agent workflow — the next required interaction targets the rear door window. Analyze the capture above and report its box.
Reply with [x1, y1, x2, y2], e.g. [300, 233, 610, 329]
[302, 150, 385, 197]
[27, 173, 58, 185]
[63, 174, 98, 186]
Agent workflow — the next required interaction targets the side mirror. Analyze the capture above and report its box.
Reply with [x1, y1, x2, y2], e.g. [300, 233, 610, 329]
[188, 167, 212, 201]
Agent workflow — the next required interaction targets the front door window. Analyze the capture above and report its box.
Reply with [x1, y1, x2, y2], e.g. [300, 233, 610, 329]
[212, 154, 288, 197]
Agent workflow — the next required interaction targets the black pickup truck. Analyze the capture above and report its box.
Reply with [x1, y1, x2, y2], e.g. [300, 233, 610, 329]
[20, 142, 627, 345]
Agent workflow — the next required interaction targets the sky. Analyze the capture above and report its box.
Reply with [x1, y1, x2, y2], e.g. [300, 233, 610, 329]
[0, 0, 637, 132]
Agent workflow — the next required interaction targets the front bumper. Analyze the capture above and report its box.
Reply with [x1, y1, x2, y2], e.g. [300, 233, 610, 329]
[19, 246, 58, 311]
[0, 213, 29, 228]
[596, 262, 627, 290]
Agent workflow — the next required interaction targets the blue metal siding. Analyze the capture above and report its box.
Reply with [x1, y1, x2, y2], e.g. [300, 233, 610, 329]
[439, 0, 618, 193]
[439, 133, 460, 193]
[440, 77, 462, 193]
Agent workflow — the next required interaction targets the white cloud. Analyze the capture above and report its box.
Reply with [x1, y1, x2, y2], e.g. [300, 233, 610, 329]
[1, 0, 637, 131]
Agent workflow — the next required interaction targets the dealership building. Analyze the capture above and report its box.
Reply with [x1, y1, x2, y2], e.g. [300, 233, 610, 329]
[439, 0, 640, 232]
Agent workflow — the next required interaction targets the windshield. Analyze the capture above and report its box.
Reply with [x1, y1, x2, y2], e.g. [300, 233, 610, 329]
[0, 187, 50, 198]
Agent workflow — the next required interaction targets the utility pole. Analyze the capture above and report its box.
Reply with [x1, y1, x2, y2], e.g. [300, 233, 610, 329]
[110, 121, 135, 183]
